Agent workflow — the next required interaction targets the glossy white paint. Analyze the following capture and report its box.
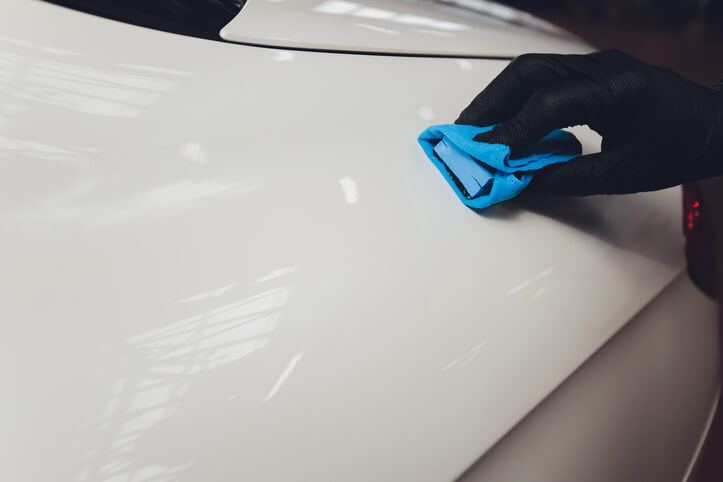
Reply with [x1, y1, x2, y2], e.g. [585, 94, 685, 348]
[460, 274, 720, 482]
[1, 1, 716, 482]
[221, 0, 592, 56]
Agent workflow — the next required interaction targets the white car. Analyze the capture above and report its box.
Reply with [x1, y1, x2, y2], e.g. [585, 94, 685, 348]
[2, 1, 719, 481]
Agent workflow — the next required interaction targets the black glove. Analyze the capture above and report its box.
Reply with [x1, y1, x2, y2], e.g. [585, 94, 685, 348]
[456, 50, 723, 195]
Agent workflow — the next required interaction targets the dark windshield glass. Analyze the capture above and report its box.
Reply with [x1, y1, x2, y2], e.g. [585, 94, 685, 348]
[44, 0, 246, 40]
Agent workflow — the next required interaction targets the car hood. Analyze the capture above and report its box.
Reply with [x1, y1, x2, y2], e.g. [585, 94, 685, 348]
[3, 2, 680, 482]
[221, 0, 592, 57]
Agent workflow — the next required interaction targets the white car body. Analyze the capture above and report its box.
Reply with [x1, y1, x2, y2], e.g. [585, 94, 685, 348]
[1, 1, 719, 481]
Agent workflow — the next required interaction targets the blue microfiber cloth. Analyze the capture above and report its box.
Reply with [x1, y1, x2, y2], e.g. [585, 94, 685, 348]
[418, 124, 582, 209]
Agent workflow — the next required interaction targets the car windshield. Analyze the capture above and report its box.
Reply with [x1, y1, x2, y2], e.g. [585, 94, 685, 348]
[43, 0, 246, 40]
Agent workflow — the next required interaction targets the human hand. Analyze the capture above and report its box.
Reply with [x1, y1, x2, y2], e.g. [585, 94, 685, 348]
[456, 50, 723, 195]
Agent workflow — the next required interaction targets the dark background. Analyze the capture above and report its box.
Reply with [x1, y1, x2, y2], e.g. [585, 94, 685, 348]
[495, 1, 723, 479]
[502, 0, 723, 87]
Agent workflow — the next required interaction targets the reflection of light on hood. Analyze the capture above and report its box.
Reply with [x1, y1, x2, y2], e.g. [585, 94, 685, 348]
[175, 284, 235, 304]
[442, 340, 488, 371]
[313, 0, 358, 14]
[312, 1, 468, 31]
[354, 23, 399, 35]
[339, 176, 359, 205]
[264, 352, 304, 401]
[0, 53, 180, 118]
[256, 266, 298, 283]
[432, 0, 569, 36]
[354, 7, 396, 19]
[89, 286, 289, 480]
[0, 135, 98, 162]
[118, 63, 191, 76]
[0, 37, 191, 122]
[507, 266, 556, 295]
[457, 59, 473, 71]
[3, 180, 257, 230]
[413, 28, 455, 38]
[418, 106, 435, 121]
[178, 141, 208, 164]
[129, 287, 288, 368]
[274, 51, 295, 62]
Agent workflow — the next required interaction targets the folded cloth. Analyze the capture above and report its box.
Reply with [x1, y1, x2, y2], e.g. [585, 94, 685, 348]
[418, 124, 582, 209]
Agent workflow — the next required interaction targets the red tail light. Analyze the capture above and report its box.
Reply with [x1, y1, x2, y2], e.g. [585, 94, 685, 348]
[683, 182, 716, 297]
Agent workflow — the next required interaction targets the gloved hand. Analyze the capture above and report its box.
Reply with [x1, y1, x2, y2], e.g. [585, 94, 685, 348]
[456, 50, 723, 195]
